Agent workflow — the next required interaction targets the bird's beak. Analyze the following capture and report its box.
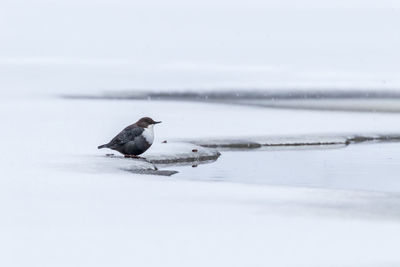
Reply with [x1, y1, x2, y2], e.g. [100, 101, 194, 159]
[154, 121, 162, 124]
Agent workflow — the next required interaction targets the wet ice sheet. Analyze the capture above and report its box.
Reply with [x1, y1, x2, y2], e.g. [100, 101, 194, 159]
[173, 142, 400, 193]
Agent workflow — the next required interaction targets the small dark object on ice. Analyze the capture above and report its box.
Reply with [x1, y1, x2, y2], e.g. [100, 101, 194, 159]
[192, 164, 198, 168]
[192, 149, 198, 152]
[105, 153, 115, 157]
[162, 140, 167, 143]
[98, 117, 161, 157]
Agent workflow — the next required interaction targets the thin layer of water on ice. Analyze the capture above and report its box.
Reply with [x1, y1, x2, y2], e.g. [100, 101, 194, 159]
[172, 142, 400, 193]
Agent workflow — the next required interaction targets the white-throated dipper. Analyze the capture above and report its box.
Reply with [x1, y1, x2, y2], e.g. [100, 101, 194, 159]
[98, 117, 161, 157]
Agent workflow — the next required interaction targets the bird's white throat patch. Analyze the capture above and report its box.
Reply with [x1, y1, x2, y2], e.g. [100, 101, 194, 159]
[142, 124, 154, 144]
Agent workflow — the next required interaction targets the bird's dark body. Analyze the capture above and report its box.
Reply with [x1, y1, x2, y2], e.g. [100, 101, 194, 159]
[113, 136, 151, 155]
[98, 124, 151, 156]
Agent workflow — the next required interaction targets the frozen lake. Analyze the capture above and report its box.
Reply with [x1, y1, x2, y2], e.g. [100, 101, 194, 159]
[172, 142, 400, 193]
[3, 0, 400, 264]
[2, 95, 400, 267]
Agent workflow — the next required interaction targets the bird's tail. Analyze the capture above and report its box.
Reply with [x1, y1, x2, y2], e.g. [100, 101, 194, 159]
[98, 144, 108, 149]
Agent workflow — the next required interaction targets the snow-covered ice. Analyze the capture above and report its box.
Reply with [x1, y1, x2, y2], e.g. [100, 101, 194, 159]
[2, 0, 400, 265]
[145, 142, 220, 164]
[1, 95, 400, 266]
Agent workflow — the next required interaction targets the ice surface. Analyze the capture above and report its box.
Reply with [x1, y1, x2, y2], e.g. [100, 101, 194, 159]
[173, 143, 400, 193]
[91, 141, 221, 175]
[84, 90, 400, 113]
[2, 96, 400, 266]
[96, 142, 220, 174]
[186, 134, 400, 149]
[188, 135, 348, 149]
[2, 0, 400, 265]
[145, 142, 220, 164]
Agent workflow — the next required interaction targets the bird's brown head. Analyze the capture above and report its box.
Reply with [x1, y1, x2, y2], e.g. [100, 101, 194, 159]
[136, 117, 162, 128]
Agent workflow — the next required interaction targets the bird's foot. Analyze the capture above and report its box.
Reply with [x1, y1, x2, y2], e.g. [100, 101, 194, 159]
[124, 154, 139, 158]
[124, 154, 146, 160]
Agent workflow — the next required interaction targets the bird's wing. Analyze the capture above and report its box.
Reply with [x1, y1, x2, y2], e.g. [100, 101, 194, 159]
[107, 125, 144, 148]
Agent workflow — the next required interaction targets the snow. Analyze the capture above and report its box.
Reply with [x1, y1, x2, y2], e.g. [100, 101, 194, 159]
[2, 0, 400, 265]
[3, 172, 400, 267]
[2, 96, 400, 266]
[145, 142, 220, 164]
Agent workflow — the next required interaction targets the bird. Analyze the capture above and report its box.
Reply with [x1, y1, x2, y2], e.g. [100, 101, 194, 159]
[98, 117, 161, 158]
